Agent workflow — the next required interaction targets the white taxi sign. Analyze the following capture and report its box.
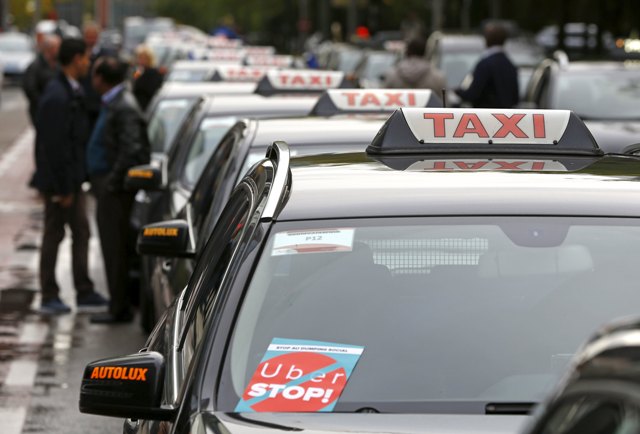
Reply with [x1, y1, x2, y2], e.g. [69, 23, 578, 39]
[403, 108, 571, 145]
[206, 49, 246, 63]
[260, 69, 348, 93]
[329, 89, 437, 112]
[208, 37, 242, 49]
[214, 65, 271, 82]
[246, 54, 294, 67]
[243, 45, 276, 56]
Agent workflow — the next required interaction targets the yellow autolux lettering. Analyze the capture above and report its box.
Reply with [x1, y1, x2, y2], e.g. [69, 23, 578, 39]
[143, 228, 180, 237]
[129, 170, 153, 179]
[137, 368, 148, 381]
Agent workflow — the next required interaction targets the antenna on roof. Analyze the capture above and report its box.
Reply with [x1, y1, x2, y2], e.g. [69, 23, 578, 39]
[441, 88, 447, 108]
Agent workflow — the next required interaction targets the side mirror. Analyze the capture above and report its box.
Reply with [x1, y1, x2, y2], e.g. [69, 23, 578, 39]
[79, 351, 176, 421]
[137, 219, 194, 258]
[125, 163, 165, 191]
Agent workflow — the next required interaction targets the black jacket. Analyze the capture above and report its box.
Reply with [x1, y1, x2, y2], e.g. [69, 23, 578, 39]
[32, 72, 90, 195]
[455, 50, 519, 108]
[22, 53, 58, 125]
[103, 88, 151, 192]
[133, 67, 164, 112]
[81, 47, 117, 127]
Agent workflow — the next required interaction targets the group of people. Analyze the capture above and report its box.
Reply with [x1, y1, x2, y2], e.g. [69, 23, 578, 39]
[385, 22, 519, 109]
[22, 23, 162, 323]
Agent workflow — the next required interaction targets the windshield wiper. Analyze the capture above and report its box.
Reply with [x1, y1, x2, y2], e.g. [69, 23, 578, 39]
[485, 402, 536, 415]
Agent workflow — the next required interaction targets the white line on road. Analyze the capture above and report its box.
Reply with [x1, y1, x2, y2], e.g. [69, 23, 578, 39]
[18, 322, 48, 346]
[4, 359, 38, 387]
[0, 407, 27, 434]
[0, 128, 33, 178]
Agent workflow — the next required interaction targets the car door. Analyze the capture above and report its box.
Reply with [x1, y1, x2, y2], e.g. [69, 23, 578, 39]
[125, 185, 257, 434]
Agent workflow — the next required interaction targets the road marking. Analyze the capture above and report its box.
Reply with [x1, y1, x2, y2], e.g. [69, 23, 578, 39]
[0, 407, 27, 434]
[18, 323, 48, 346]
[4, 359, 38, 387]
[0, 129, 33, 178]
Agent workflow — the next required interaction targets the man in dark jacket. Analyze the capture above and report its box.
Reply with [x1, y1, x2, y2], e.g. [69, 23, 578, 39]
[33, 38, 108, 314]
[22, 34, 61, 125]
[88, 56, 150, 323]
[455, 22, 519, 108]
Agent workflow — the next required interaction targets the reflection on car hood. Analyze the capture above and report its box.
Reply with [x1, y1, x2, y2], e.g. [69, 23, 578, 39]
[198, 412, 528, 434]
[585, 120, 640, 154]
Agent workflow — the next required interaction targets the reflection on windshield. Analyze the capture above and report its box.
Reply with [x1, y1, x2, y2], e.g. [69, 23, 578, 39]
[224, 217, 640, 412]
[182, 116, 237, 186]
[439, 52, 482, 87]
[553, 71, 640, 120]
[147, 99, 194, 153]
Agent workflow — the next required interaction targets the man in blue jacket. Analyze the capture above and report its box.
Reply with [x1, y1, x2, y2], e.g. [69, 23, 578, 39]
[33, 38, 108, 313]
[455, 22, 519, 108]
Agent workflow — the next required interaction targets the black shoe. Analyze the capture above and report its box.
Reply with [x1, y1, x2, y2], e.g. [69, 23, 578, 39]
[77, 292, 109, 311]
[90, 312, 133, 324]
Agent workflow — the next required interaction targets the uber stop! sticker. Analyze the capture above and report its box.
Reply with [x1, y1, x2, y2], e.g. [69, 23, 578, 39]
[235, 338, 364, 412]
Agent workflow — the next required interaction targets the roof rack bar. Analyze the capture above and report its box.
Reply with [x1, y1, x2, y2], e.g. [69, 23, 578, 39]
[262, 141, 291, 221]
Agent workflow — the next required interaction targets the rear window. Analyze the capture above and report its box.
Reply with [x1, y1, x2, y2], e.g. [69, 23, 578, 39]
[220, 216, 640, 413]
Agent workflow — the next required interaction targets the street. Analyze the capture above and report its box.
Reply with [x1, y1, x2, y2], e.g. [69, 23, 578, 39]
[0, 86, 146, 434]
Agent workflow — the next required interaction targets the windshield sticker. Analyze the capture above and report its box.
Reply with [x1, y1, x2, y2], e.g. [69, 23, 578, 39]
[235, 338, 364, 413]
[271, 229, 355, 256]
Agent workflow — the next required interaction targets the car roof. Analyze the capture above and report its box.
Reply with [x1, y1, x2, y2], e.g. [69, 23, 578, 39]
[555, 60, 640, 72]
[202, 95, 318, 117]
[276, 153, 640, 221]
[156, 82, 257, 98]
[249, 116, 387, 149]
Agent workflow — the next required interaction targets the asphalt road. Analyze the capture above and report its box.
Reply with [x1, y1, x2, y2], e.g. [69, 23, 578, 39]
[0, 84, 148, 434]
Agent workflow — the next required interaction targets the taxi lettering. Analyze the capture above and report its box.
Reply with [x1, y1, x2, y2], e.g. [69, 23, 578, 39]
[421, 160, 548, 171]
[342, 91, 416, 108]
[89, 366, 148, 381]
[224, 68, 264, 80]
[143, 227, 179, 237]
[278, 74, 336, 87]
[423, 113, 547, 139]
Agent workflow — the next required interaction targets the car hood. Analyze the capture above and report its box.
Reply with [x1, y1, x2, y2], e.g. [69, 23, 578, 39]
[194, 412, 529, 434]
[585, 120, 640, 153]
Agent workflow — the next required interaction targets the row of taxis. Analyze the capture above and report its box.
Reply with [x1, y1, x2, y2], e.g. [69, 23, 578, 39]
[79, 41, 640, 434]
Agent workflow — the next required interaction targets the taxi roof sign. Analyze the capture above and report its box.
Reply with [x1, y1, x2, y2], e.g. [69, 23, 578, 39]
[212, 65, 271, 82]
[367, 108, 602, 155]
[310, 89, 443, 116]
[245, 54, 295, 67]
[255, 69, 356, 95]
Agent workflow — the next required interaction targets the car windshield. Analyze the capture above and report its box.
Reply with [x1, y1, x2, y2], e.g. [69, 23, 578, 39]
[360, 52, 397, 81]
[147, 98, 195, 153]
[221, 216, 640, 413]
[438, 51, 482, 87]
[0, 36, 32, 52]
[167, 69, 212, 82]
[182, 116, 237, 187]
[337, 50, 364, 72]
[552, 69, 640, 120]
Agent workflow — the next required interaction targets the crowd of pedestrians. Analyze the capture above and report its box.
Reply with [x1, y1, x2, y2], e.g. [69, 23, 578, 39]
[23, 23, 156, 322]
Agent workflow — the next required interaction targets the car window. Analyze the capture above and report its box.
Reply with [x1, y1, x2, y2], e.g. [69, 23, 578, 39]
[536, 393, 640, 434]
[551, 69, 640, 119]
[181, 116, 237, 187]
[219, 216, 640, 413]
[180, 190, 252, 370]
[147, 98, 195, 153]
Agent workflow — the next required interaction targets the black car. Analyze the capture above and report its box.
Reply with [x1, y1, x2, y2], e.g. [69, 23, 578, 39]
[81, 107, 640, 433]
[523, 316, 640, 434]
[136, 89, 443, 323]
[524, 59, 640, 153]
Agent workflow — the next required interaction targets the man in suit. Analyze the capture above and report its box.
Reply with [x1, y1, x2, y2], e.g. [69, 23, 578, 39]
[33, 38, 108, 313]
[87, 57, 150, 323]
[455, 22, 519, 108]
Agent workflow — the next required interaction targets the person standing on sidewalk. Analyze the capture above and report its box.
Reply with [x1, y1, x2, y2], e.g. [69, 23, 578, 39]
[88, 56, 150, 324]
[384, 37, 446, 93]
[33, 38, 108, 314]
[23, 34, 61, 126]
[455, 22, 519, 108]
